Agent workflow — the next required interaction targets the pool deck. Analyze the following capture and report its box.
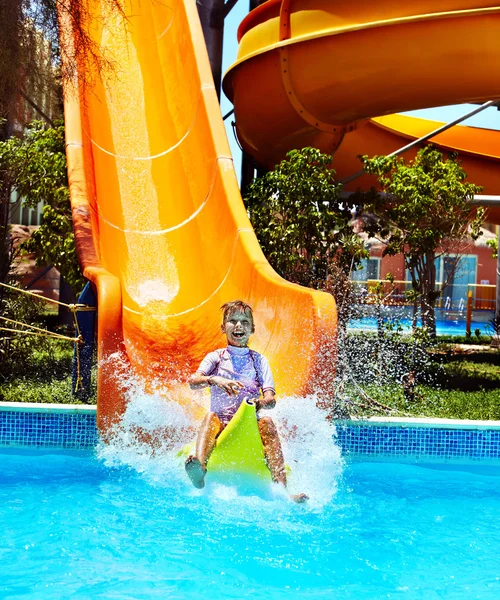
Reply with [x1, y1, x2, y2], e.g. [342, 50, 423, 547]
[1, 402, 500, 463]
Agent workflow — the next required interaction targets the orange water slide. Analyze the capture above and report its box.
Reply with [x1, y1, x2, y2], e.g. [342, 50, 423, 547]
[59, 0, 337, 428]
[223, 0, 500, 223]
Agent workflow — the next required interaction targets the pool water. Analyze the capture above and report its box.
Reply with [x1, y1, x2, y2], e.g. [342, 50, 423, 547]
[2, 447, 499, 599]
[349, 316, 493, 337]
[348, 307, 495, 337]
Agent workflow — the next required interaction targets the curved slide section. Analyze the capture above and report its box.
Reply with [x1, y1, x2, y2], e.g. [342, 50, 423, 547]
[59, 0, 337, 428]
[333, 115, 500, 223]
[223, 0, 500, 223]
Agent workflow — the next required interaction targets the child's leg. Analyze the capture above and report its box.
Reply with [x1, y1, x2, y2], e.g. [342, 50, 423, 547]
[258, 416, 287, 486]
[185, 411, 222, 488]
[195, 411, 223, 465]
[258, 416, 308, 503]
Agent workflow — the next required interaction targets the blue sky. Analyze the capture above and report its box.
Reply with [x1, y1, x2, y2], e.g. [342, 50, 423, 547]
[220, 3, 500, 180]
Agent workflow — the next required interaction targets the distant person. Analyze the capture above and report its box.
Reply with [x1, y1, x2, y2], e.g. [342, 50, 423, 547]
[186, 300, 308, 503]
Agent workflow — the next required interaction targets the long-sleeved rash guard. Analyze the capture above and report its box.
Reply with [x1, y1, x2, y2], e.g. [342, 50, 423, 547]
[197, 346, 275, 424]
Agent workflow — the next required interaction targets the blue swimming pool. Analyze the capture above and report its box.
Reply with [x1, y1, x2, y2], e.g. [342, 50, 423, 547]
[2, 447, 500, 599]
[349, 307, 495, 337]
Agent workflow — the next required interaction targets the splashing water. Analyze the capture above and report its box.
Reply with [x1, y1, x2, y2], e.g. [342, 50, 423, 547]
[273, 394, 343, 508]
[97, 378, 198, 486]
[96, 369, 343, 510]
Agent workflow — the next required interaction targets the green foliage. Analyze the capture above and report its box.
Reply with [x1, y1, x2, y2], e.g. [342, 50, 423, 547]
[344, 343, 500, 420]
[245, 147, 367, 287]
[352, 146, 485, 336]
[362, 382, 500, 420]
[434, 334, 491, 346]
[0, 377, 76, 404]
[0, 283, 90, 406]
[0, 120, 84, 293]
[490, 313, 500, 345]
[486, 237, 498, 259]
[0, 336, 87, 404]
[440, 355, 500, 389]
[358, 147, 484, 251]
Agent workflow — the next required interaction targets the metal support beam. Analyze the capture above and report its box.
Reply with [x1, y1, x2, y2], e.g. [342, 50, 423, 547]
[470, 195, 500, 206]
[197, 0, 227, 99]
[241, 151, 256, 195]
[224, 0, 239, 17]
[239, 0, 267, 192]
[340, 100, 500, 186]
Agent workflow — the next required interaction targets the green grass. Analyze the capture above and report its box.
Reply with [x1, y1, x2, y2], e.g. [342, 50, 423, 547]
[356, 350, 500, 420]
[0, 338, 96, 404]
[0, 376, 78, 404]
[363, 382, 500, 421]
[434, 334, 493, 345]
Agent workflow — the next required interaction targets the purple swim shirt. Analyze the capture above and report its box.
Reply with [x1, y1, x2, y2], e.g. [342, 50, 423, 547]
[197, 346, 275, 424]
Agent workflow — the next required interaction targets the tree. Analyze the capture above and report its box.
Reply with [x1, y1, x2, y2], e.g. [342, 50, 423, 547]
[1, 0, 124, 126]
[0, 120, 83, 293]
[0, 0, 124, 287]
[244, 147, 367, 325]
[352, 146, 484, 337]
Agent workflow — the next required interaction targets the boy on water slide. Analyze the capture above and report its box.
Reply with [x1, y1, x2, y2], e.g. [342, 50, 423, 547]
[186, 300, 308, 503]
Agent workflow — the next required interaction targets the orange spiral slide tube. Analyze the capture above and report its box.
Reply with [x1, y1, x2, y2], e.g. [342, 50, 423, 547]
[224, 0, 500, 223]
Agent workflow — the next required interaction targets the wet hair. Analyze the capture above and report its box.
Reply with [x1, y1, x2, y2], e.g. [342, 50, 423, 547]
[220, 300, 255, 331]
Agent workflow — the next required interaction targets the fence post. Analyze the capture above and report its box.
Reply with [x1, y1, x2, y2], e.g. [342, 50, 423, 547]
[72, 281, 97, 402]
[465, 289, 473, 337]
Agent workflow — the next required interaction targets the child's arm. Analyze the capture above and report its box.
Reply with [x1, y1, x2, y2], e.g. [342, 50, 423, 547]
[189, 372, 244, 396]
[255, 354, 276, 411]
[188, 372, 213, 390]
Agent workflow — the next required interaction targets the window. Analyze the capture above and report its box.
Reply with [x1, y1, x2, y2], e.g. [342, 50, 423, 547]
[407, 255, 477, 309]
[352, 258, 381, 281]
[439, 255, 477, 308]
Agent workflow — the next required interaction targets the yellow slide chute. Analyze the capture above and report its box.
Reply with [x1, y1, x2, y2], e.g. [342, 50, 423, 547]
[207, 400, 273, 484]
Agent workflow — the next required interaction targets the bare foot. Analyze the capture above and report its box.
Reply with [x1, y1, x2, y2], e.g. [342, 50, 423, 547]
[185, 455, 206, 489]
[290, 493, 309, 503]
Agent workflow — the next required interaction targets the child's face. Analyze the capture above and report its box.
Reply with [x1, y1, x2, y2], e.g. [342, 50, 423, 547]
[222, 310, 254, 347]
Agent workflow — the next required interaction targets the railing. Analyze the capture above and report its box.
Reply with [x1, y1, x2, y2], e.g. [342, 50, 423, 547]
[467, 283, 496, 311]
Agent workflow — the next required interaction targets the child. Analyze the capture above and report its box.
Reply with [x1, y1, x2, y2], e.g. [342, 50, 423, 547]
[186, 300, 308, 503]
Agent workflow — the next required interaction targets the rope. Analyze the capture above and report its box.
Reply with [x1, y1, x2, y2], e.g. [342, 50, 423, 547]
[0, 315, 83, 344]
[0, 281, 96, 395]
[69, 303, 83, 393]
[0, 281, 96, 311]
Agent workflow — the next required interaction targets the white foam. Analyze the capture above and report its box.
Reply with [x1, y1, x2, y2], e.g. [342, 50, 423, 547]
[96, 372, 197, 487]
[272, 394, 344, 510]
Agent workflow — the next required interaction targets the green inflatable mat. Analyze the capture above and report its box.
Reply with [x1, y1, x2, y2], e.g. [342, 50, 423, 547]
[207, 399, 272, 483]
[180, 399, 273, 486]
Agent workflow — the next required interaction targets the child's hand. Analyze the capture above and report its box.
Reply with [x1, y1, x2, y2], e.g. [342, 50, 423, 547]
[255, 393, 276, 412]
[209, 376, 244, 396]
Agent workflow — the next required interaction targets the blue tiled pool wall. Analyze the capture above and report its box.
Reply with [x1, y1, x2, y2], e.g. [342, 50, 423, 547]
[1, 410, 500, 460]
[336, 424, 500, 460]
[0, 411, 98, 449]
